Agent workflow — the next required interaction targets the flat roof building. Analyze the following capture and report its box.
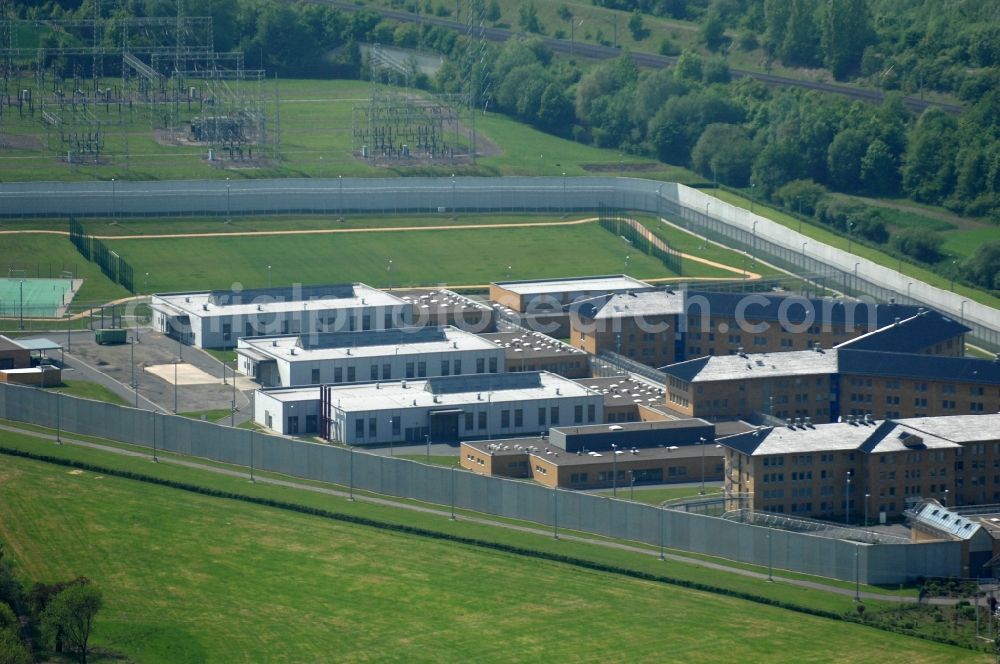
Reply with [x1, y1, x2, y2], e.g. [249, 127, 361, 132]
[720, 413, 1000, 521]
[480, 331, 590, 378]
[460, 418, 724, 489]
[0, 336, 31, 370]
[394, 288, 495, 333]
[237, 326, 506, 387]
[151, 283, 411, 349]
[490, 274, 651, 337]
[574, 375, 670, 423]
[255, 371, 604, 443]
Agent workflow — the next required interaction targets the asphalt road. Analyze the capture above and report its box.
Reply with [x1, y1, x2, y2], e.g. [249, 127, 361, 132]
[315, 0, 962, 116]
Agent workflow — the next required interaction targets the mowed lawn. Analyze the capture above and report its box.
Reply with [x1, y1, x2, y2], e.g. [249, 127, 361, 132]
[106, 222, 734, 291]
[0, 455, 983, 663]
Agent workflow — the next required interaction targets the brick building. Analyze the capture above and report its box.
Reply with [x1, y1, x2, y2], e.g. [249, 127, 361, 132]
[461, 418, 727, 490]
[719, 414, 1000, 521]
[663, 348, 1000, 423]
[568, 289, 937, 368]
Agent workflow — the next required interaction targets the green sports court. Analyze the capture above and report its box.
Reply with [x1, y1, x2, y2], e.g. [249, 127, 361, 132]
[0, 277, 78, 318]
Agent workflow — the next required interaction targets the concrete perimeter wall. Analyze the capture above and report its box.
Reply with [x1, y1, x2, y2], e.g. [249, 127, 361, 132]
[0, 382, 961, 584]
[2, 176, 996, 349]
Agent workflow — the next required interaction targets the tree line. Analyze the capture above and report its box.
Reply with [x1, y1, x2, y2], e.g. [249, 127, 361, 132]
[0, 545, 103, 664]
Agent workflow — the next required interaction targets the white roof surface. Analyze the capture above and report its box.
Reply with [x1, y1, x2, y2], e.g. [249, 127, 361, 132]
[153, 283, 405, 318]
[239, 326, 499, 362]
[494, 275, 649, 296]
[262, 372, 598, 412]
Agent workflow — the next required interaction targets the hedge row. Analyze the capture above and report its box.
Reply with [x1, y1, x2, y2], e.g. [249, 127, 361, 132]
[0, 446, 983, 653]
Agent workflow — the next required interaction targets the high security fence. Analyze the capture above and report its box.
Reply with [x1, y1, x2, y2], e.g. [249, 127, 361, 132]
[1, 176, 995, 349]
[0, 382, 960, 584]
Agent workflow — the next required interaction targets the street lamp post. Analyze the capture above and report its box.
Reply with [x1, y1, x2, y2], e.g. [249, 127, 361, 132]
[749, 182, 756, 213]
[960, 299, 968, 323]
[231, 359, 237, 426]
[847, 219, 854, 254]
[750, 220, 758, 267]
[450, 465, 456, 521]
[18, 279, 23, 330]
[943, 488, 949, 507]
[111, 178, 116, 218]
[907, 282, 913, 299]
[131, 336, 138, 407]
[152, 411, 158, 462]
[387, 259, 393, 291]
[267, 264, 272, 289]
[226, 177, 231, 223]
[864, 492, 870, 528]
[173, 359, 179, 413]
[611, 443, 618, 497]
[699, 436, 707, 495]
[845, 471, 852, 525]
[854, 543, 861, 602]
[630, 470, 635, 501]
[426, 434, 430, 463]
[767, 529, 773, 582]
[562, 172, 567, 214]
[55, 389, 61, 444]
[348, 447, 355, 501]
[553, 487, 559, 540]
[658, 504, 665, 560]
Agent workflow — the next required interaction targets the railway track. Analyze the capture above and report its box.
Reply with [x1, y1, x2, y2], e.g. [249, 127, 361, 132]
[316, 0, 962, 116]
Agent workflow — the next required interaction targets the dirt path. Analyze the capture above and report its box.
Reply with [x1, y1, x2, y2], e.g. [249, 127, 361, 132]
[0, 217, 599, 241]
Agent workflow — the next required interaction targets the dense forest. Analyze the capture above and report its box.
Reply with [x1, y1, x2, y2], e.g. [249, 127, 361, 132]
[12, 0, 1000, 289]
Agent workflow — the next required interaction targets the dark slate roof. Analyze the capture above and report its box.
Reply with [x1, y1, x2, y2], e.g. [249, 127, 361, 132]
[686, 291, 920, 328]
[838, 349, 1000, 385]
[568, 288, 922, 330]
[834, 310, 970, 353]
[661, 356, 711, 382]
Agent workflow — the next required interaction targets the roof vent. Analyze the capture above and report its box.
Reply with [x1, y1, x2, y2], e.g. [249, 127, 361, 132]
[346, 348, 352, 355]
[202, 303, 209, 311]
[257, 304, 264, 311]
[894, 317, 900, 326]
[375, 382, 380, 390]
[272, 340, 277, 347]
[289, 347, 296, 355]
[185, 296, 191, 303]
[402, 380, 407, 389]
[786, 419, 795, 429]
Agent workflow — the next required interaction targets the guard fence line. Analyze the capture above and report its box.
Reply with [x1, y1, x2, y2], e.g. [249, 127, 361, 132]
[0, 381, 961, 584]
[1, 176, 995, 350]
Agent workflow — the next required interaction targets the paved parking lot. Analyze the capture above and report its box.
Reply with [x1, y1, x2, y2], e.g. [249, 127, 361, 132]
[23, 327, 253, 421]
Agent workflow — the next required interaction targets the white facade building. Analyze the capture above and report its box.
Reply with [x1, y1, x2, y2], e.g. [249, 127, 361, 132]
[151, 283, 411, 349]
[254, 371, 604, 443]
[237, 326, 506, 387]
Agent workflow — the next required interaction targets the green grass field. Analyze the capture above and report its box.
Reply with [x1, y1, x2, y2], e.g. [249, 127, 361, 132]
[708, 189, 1000, 311]
[102, 221, 736, 291]
[0, 78, 704, 184]
[47, 380, 130, 406]
[598, 484, 723, 505]
[0, 448, 985, 663]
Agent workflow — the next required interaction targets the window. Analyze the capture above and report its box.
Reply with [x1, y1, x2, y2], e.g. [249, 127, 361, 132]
[587, 404, 596, 423]
[311, 368, 320, 384]
[288, 416, 299, 435]
[538, 407, 546, 426]
[514, 409, 523, 427]
[392, 416, 401, 436]
[476, 358, 485, 373]
[550, 406, 560, 425]
[362, 314, 372, 331]
[441, 360, 450, 376]
[368, 418, 377, 438]
[406, 362, 415, 378]
[334, 367, 343, 383]
[382, 363, 391, 379]
[478, 411, 487, 430]
[355, 419, 364, 439]
[454, 359, 462, 375]
[347, 367, 356, 382]
[464, 412, 474, 430]
[418, 361, 427, 377]
[501, 410, 510, 428]
[489, 357, 498, 373]
[370, 365, 379, 380]
[574, 405, 583, 423]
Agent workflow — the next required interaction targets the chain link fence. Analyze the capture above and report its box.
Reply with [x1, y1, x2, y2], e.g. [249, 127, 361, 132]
[1, 177, 994, 349]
